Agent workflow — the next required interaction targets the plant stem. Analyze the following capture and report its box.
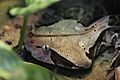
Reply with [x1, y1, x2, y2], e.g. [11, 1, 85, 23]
[16, 15, 28, 51]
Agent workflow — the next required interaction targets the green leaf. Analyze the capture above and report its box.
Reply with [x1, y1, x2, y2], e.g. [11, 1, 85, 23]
[0, 41, 67, 80]
[0, 41, 22, 71]
[10, 0, 59, 16]
[24, 62, 68, 80]
[25, 0, 34, 6]
[24, 62, 52, 80]
[0, 41, 25, 80]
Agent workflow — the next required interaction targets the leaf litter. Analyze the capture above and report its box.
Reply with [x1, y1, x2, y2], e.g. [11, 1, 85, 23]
[24, 15, 120, 79]
[1, 0, 120, 80]
[1, 8, 120, 79]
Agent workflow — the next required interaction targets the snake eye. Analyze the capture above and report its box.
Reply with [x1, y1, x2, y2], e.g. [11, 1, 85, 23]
[42, 45, 50, 51]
